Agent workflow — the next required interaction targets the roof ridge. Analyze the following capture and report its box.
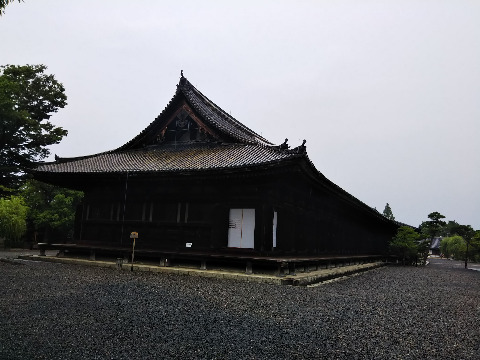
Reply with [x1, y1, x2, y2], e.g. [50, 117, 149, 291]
[72, 74, 277, 155]
[112, 83, 182, 152]
[178, 76, 272, 145]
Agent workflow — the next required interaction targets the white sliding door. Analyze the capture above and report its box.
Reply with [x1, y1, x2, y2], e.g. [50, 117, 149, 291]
[228, 208, 255, 249]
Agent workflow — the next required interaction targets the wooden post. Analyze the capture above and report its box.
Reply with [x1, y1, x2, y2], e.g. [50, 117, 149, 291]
[160, 257, 171, 267]
[288, 262, 296, 276]
[276, 261, 287, 277]
[305, 263, 311, 273]
[131, 238, 135, 271]
[130, 232, 138, 271]
[245, 261, 253, 274]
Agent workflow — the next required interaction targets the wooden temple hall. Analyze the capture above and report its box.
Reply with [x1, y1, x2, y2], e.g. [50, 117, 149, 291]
[33, 73, 400, 274]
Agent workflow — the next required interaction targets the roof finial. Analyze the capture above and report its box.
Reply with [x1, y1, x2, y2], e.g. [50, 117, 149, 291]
[280, 138, 289, 150]
[294, 139, 307, 154]
[179, 70, 187, 86]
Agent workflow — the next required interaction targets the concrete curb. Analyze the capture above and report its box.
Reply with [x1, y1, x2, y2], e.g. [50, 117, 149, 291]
[18, 255, 386, 286]
[293, 262, 385, 286]
[0, 258, 25, 265]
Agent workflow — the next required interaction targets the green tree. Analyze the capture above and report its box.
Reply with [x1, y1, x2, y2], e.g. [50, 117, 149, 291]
[444, 220, 462, 237]
[389, 226, 421, 265]
[420, 211, 446, 240]
[382, 203, 395, 220]
[471, 231, 480, 262]
[21, 180, 83, 243]
[439, 222, 475, 268]
[417, 237, 432, 266]
[440, 236, 466, 260]
[457, 224, 476, 269]
[0, 64, 67, 195]
[0, 195, 28, 248]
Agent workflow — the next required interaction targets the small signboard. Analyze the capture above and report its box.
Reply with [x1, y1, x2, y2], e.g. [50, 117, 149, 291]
[186, 243, 192, 248]
[130, 232, 138, 239]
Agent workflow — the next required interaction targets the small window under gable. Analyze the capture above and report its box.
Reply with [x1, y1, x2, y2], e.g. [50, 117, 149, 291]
[164, 109, 200, 143]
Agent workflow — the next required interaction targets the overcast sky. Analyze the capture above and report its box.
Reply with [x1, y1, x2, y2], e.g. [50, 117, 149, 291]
[2, 1, 479, 229]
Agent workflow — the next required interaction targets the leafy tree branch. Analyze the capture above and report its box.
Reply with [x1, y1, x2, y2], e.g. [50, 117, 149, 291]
[0, 64, 67, 194]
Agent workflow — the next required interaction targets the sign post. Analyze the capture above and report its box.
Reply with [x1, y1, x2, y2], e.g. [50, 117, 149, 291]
[130, 232, 138, 271]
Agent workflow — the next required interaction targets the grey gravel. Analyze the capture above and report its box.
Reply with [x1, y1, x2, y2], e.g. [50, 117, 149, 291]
[0, 258, 479, 359]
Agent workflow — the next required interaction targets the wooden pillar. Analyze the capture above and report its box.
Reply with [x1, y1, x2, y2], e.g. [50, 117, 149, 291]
[160, 257, 170, 267]
[245, 261, 253, 274]
[276, 261, 288, 277]
[258, 202, 274, 252]
[288, 262, 296, 276]
[305, 263, 311, 273]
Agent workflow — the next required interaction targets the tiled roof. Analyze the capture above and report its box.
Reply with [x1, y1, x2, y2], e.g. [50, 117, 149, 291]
[179, 78, 271, 145]
[117, 75, 271, 151]
[36, 143, 301, 174]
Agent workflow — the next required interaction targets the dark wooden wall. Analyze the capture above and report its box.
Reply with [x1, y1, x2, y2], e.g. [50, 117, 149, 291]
[73, 166, 397, 256]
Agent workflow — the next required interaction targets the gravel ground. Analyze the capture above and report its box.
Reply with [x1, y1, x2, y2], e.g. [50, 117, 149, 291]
[0, 258, 478, 359]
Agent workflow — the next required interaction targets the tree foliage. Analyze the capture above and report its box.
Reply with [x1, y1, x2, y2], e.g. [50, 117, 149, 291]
[389, 226, 421, 265]
[382, 203, 395, 220]
[417, 238, 432, 266]
[21, 180, 83, 242]
[440, 236, 466, 260]
[0, 0, 21, 15]
[439, 228, 479, 267]
[444, 220, 462, 237]
[0, 64, 67, 193]
[471, 231, 480, 262]
[455, 224, 475, 241]
[420, 211, 447, 239]
[0, 195, 28, 247]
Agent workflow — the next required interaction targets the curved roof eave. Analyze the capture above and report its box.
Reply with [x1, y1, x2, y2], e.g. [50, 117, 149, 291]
[114, 75, 272, 152]
[297, 154, 401, 226]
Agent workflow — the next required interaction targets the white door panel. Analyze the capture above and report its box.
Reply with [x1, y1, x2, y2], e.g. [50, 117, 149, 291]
[228, 208, 255, 248]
